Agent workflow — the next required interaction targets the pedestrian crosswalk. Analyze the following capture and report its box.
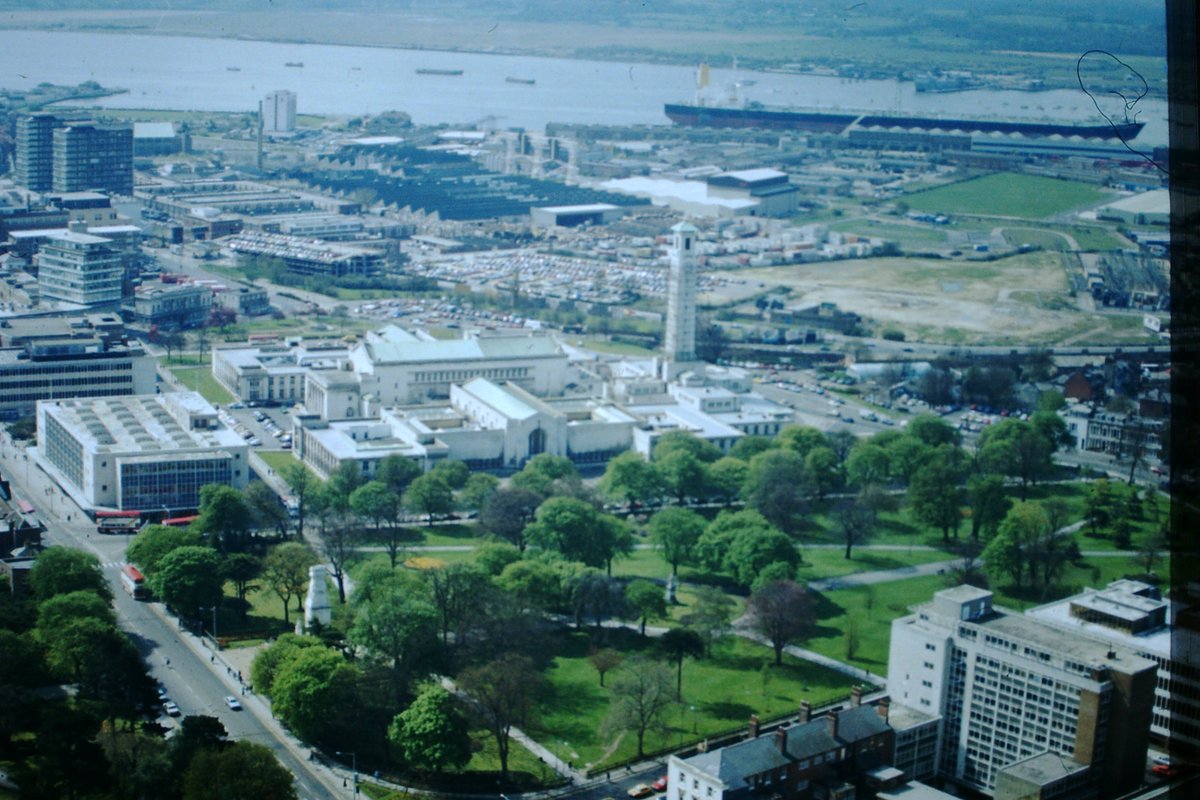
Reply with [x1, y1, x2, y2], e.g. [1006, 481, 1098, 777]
[103, 560, 127, 570]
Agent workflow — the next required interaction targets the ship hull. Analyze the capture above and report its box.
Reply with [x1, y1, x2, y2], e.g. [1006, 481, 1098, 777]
[664, 102, 1143, 141]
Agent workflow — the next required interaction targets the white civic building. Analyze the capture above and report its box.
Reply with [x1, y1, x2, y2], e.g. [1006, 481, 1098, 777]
[37, 391, 249, 512]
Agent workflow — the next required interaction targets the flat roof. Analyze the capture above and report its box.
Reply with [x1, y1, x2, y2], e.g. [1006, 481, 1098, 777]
[877, 781, 960, 800]
[1103, 189, 1169, 214]
[997, 752, 1089, 785]
[537, 203, 621, 214]
[40, 392, 243, 454]
[459, 378, 537, 420]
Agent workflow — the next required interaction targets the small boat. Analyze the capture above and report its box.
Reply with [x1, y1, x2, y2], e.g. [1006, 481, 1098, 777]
[417, 68, 463, 76]
[506, 77, 535, 85]
[285, 61, 304, 68]
[227, 67, 241, 72]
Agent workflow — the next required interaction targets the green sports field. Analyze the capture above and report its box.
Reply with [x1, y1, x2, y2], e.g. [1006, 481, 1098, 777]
[904, 173, 1111, 219]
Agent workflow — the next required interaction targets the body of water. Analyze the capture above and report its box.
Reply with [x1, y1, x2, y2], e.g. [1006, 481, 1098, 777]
[0, 30, 1168, 146]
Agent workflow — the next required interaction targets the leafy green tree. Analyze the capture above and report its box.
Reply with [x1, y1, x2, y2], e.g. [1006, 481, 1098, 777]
[706, 456, 749, 505]
[659, 627, 704, 700]
[777, 425, 827, 459]
[496, 559, 562, 612]
[376, 454, 422, 495]
[567, 569, 626, 629]
[982, 501, 1050, 590]
[884, 435, 930, 485]
[652, 430, 720, 464]
[656, 450, 707, 505]
[459, 472, 500, 512]
[37, 589, 115, 635]
[403, 473, 454, 526]
[9, 705, 112, 799]
[168, 715, 229, 785]
[979, 419, 1054, 495]
[746, 580, 812, 665]
[350, 582, 438, 689]
[846, 442, 891, 488]
[181, 740, 299, 800]
[742, 448, 810, 531]
[837, 496, 876, 559]
[908, 451, 964, 541]
[327, 460, 363, 507]
[526, 496, 631, 572]
[126, 525, 203, 576]
[510, 453, 582, 498]
[602, 656, 675, 759]
[473, 542, 522, 576]
[195, 483, 253, 552]
[1037, 389, 1067, 413]
[726, 522, 801, 589]
[625, 579, 668, 635]
[244, 481, 289, 539]
[271, 646, 358, 743]
[351, 480, 407, 567]
[431, 459, 470, 490]
[425, 562, 486, 648]
[457, 654, 545, 783]
[152, 546, 224, 615]
[967, 474, 1011, 541]
[680, 585, 736, 656]
[1085, 479, 1114, 536]
[906, 414, 962, 448]
[28, 547, 109, 602]
[649, 506, 706, 576]
[262, 543, 318, 625]
[390, 684, 472, 775]
[309, 483, 355, 603]
[281, 461, 316, 535]
[599, 450, 664, 508]
[729, 436, 774, 461]
[222, 552, 263, 618]
[479, 486, 542, 551]
[805, 445, 843, 500]
[252, 633, 324, 697]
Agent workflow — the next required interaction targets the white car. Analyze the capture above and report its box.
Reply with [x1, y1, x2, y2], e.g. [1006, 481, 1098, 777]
[162, 701, 181, 717]
[224, 696, 242, 711]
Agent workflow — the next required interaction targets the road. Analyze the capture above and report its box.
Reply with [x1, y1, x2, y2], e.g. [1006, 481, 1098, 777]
[0, 433, 348, 799]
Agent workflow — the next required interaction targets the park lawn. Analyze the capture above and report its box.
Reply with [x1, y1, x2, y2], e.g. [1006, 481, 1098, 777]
[535, 628, 860, 771]
[805, 575, 948, 673]
[159, 352, 211, 367]
[255, 449, 307, 476]
[577, 337, 658, 357]
[1066, 225, 1125, 251]
[218, 582, 293, 643]
[903, 173, 1110, 219]
[168, 366, 235, 404]
[987, 553, 1170, 612]
[797, 548, 954, 581]
[1002, 227, 1074, 251]
[1021, 480, 1167, 553]
[827, 219, 948, 248]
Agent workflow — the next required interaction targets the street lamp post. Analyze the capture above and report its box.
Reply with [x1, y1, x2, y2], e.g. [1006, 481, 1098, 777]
[203, 606, 218, 646]
[336, 751, 357, 795]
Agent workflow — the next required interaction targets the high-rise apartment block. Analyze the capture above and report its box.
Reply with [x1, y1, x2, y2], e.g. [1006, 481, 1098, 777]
[888, 586, 1156, 798]
[263, 90, 297, 133]
[14, 114, 133, 196]
[35, 222, 125, 306]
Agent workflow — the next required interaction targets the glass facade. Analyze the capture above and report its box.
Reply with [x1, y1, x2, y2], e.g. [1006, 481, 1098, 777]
[119, 457, 232, 510]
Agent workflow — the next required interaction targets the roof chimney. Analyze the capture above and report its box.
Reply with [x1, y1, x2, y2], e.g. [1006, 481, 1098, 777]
[826, 711, 839, 740]
[799, 700, 812, 723]
[68, 219, 88, 234]
[876, 699, 890, 721]
[850, 687, 863, 708]
[749, 714, 760, 739]
[775, 725, 789, 753]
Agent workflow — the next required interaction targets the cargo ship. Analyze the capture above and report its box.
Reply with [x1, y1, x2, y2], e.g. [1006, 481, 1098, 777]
[284, 61, 304, 68]
[417, 68, 464, 76]
[663, 101, 1143, 141]
[506, 77, 536, 85]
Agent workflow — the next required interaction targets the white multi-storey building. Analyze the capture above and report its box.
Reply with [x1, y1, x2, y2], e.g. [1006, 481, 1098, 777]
[263, 90, 297, 133]
[37, 392, 249, 512]
[888, 586, 1156, 798]
[35, 223, 124, 306]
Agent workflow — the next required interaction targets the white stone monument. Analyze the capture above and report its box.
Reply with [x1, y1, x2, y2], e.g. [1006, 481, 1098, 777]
[303, 564, 332, 630]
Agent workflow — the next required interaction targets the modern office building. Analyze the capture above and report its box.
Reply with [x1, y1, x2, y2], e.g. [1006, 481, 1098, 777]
[26, 120, 134, 196]
[37, 392, 249, 512]
[14, 114, 59, 192]
[888, 586, 1156, 798]
[1025, 579, 1200, 752]
[34, 223, 125, 306]
[263, 90, 297, 133]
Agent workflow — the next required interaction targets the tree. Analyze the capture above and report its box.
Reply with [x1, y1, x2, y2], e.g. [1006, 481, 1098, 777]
[309, 484, 355, 604]
[222, 552, 263, 618]
[127, 525, 204, 576]
[244, 481, 289, 539]
[526, 497, 631, 572]
[251, 633, 324, 697]
[846, 442, 891, 488]
[459, 472, 499, 512]
[680, 585, 736, 657]
[262, 543, 318, 625]
[152, 546, 224, 616]
[917, 367, 956, 406]
[390, 684, 472, 775]
[906, 414, 962, 448]
[652, 430, 720, 464]
[351, 480, 407, 567]
[326, 461, 363, 508]
[603, 657, 675, 759]
[967, 474, 1011, 541]
[349, 581, 438, 689]
[403, 473, 454, 526]
[599, 450, 664, 508]
[837, 496, 876, 559]
[908, 452, 964, 541]
[496, 558, 562, 613]
[567, 569, 626, 629]
[479, 486, 542, 551]
[376, 454, 422, 496]
[206, 305, 238, 333]
[281, 461, 316, 536]
[626, 579, 668, 636]
[659, 627, 704, 700]
[458, 654, 545, 784]
[884, 434, 930, 485]
[1085, 479, 1114, 536]
[510, 453, 582, 498]
[271, 646, 358, 744]
[431, 459, 470, 490]
[742, 449, 810, 532]
[979, 419, 1054, 496]
[426, 562, 485, 649]
[982, 501, 1048, 590]
[805, 445, 843, 501]
[706, 456, 749, 506]
[729, 436, 774, 461]
[777, 425, 827, 459]
[656, 450, 707, 505]
[28, 547, 109, 602]
[746, 580, 812, 665]
[725, 522, 801, 589]
[649, 507, 706, 576]
[195, 484, 253, 552]
[588, 647, 623, 687]
[1137, 530, 1166, 575]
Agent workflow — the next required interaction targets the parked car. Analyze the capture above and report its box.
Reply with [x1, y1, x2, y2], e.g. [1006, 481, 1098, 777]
[651, 776, 668, 792]
[628, 785, 654, 798]
[162, 701, 181, 717]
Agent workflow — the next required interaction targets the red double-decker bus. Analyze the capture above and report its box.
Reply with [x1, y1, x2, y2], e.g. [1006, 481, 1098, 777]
[120, 564, 150, 600]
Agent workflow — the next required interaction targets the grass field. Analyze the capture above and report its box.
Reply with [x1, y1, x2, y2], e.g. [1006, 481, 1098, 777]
[255, 449, 306, 476]
[904, 173, 1111, 220]
[827, 219, 949, 249]
[536, 628, 860, 770]
[167, 366, 235, 404]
